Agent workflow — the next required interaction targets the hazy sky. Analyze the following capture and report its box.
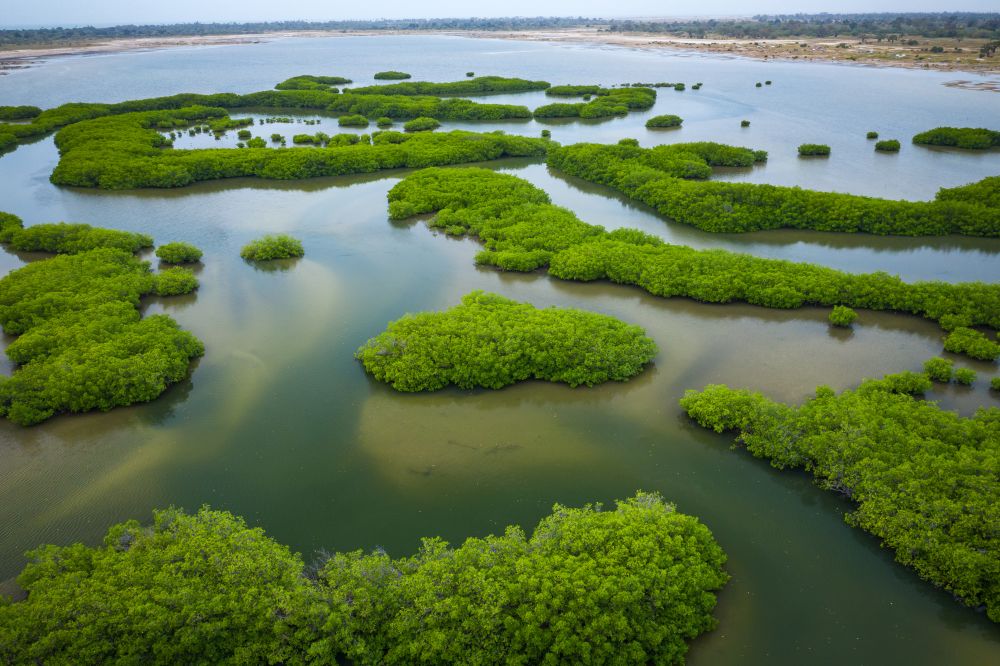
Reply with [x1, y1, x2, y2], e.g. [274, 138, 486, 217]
[3, 1, 997, 28]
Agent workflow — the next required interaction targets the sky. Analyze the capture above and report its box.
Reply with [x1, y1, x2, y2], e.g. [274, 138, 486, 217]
[2, 1, 996, 28]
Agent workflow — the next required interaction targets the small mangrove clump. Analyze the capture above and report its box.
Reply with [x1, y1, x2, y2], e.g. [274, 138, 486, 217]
[828, 305, 857, 327]
[373, 70, 411, 80]
[741, 120, 751, 127]
[338, 114, 369, 127]
[240, 234, 304, 261]
[867, 131, 879, 139]
[875, 139, 901, 152]
[154, 267, 199, 296]
[912, 126, 1000, 150]
[954, 367, 977, 385]
[991, 376, 1000, 391]
[923, 357, 954, 382]
[155, 241, 202, 264]
[798, 143, 831, 156]
[355, 290, 657, 391]
[375, 117, 393, 128]
[403, 116, 441, 132]
[645, 114, 683, 129]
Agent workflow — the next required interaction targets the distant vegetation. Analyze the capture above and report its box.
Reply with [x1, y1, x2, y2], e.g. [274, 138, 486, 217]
[645, 114, 683, 128]
[875, 139, 901, 152]
[0, 215, 201, 425]
[356, 290, 657, 391]
[49, 107, 548, 188]
[547, 141, 1000, 237]
[155, 241, 202, 264]
[912, 126, 1000, 150]
[240, 234, 304, 261]
[534, 87, 655, 119]
[338, 114, 369, 127]
[546, 84, 604, 96]
[373, 70, 411, 80]
[387, 168, 1000, 343]
[0, 492, 727, 664]
[0, 105, 41, 121]
[345, 76, 550, 96]
[867, 131, 879, 139]
[680, 372, 1000, 622]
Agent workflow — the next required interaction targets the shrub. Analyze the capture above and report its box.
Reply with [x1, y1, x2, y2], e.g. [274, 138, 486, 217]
[540, 129, 551, 138]
[755, 82, 763, 87]
[798, 143, 831, 156]
[992, 376, 1000, 391]
[618, 138, 639, 147]
[741, 120, 750, 127]
[236, 129, 252, 140]
[153, 267, 198, 296]
[275, 74, 351, 91]
[943, 327, 1000, 361]
[875, 139, 900, 152]
[373, 70, 411, 80]
[403, 116, 440, 132]
[338, 114, 369, 127]
[246, 137, 266, 149]
[292, 133, 315, 144]
[375, 116, 393, 128]
[356, 291, 657, 391]
[923, 357, 954, 382]
[912, 127, 1000, 150]
[240, 234, 304, 261]
[954, 368, 977, 385]
[867, 131, 879, 139]
[679, 375, 1000, 622]
[348, 76, 548, 97]
[466, 71, 474, 77]
[1, 222, 152, 254]
[0, 212, 23, 241]
[270, 133, 284, 142]
[828, 305, 857, 327]
[546, 142, 1000, 238]
[674, 83, 685, 91]
[0, 246, 203, 425]
[546, 84, 604, 97]
[155, 241, 202, 263]
[645, 114, 683, 128]
[765, 80, 772, 85]
[534, 87, 655, 119]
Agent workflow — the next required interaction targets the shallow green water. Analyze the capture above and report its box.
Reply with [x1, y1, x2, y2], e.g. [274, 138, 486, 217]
[0, 35, 998, 663]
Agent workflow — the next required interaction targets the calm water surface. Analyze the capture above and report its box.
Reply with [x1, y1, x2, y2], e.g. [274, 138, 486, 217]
[0, 35, 998, 664]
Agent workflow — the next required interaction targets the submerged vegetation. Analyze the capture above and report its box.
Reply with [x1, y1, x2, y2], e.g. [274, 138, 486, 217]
[345, 76, 549, 96]
[912, 126, 1000, 150]
[0, 493, 727, 665]
[680, 372, 1000, 622]
[240, 234, 304, 261]
[547, 142, 1000, 237]
[0, 215, 202, 425]
[49, 107, 548, 188]
[356, 291, 657, 391]
[387, 168, 1000, 349]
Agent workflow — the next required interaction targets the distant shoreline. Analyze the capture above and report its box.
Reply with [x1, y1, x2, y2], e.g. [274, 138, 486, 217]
[1, 28, 998, 81]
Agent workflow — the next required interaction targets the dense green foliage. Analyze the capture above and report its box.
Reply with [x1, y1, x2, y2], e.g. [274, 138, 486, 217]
[240, 234, 304, 261]
[923, 357, 954, 382]
[402, 116, 440, 132]
[326, 93, 532, 121]
[338, 114, 369, 127]
[828, 305, 857, 326]
[646, 114, 684, 128]
[534, 87, 656, 119]
[798, 143, 831, 156]
[387, 168, 1000, 341]
[547, 142, 1000, 237]
[992, 376, 1000, 391]
[679, 373, 1000, 622]
[373, 71, 411, 80]
[0, 220, 152, 254]
[153, 267, 199, 296]
[0, 105, 42, 121]
[346, 76, 550, 96]
[275, 74, 351, 91]
[0, 494, 728, 664]
[155, 241, 203, 263]
[375, 117, 393, 128]
[912, 126, 1000, 150]
[943, 327, 1000, 360]
[0, 238, 202, 425]
[875, 139, 901, 152]
[867, 131, 879, 139]
[356, 290, 657, 391]
[954, 367, 977, 385]
[545, 84, 605, 97]
[50, 107, 548, 188]
[0, 507, 315, 664]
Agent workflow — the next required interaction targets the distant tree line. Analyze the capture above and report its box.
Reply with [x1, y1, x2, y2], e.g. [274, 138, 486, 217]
[606, 13, 1000, 40]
